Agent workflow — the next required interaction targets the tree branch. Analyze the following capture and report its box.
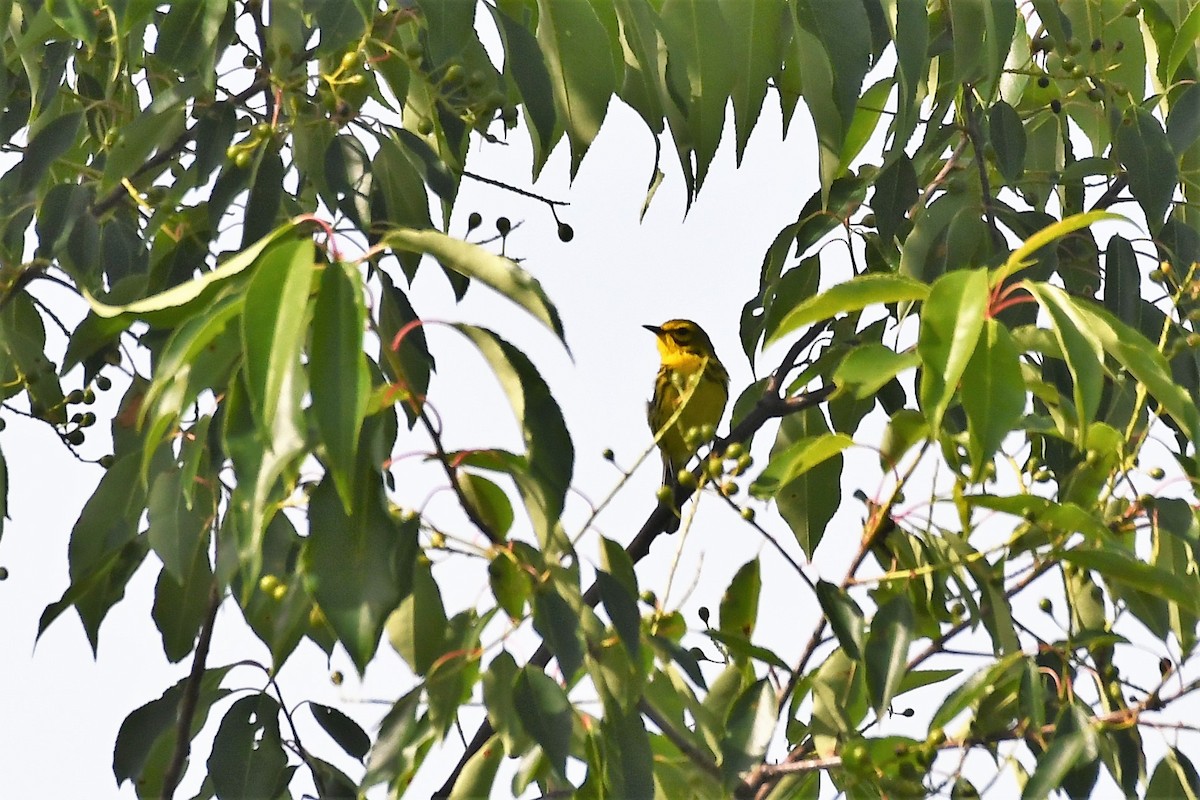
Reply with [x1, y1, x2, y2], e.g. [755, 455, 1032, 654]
[432, 319, 838, 798]
[160, 585, 221, 800]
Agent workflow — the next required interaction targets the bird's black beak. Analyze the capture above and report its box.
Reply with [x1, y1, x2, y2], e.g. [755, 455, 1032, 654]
[643, 324, 663, 335]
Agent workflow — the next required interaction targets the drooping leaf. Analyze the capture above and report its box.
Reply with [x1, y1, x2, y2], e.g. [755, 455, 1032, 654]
[208, 694, 288, 799]
[718, 559, 762, 642]
[864, 594, 914, 716]
[719, 679, 777, 787]
[513, 666, 573, 784]
[961, 319, 1025, 477]
[385, 228, 566, 344]
[303, 473, 418, 674]
[310, 261, 370, 511]
[453, 326, 572, 549]
[917, 268, 989, 432]
[815, 580, 866, 661]
[1114, 107, 1176, 233]
[536, 0, 615, 177]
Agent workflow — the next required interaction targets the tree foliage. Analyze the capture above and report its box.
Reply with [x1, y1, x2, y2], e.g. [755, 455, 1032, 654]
[2, 0, 1200, 798]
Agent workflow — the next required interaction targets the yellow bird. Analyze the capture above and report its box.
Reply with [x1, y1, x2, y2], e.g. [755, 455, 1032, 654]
[645, 319, 730, 530]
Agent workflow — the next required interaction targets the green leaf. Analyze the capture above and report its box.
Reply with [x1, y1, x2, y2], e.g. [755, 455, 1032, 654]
[139, 293, 242, 482]
[1115, 106, 1177, 232]
[532, 587, 585, 682]
[484, 651, 531, 754]
[385, 228, 566, 344]
[208, 694, 287, 800]
[458, 472, 515, 539]
[1077, 300, 1200, 442]
[1167, 83, 1200, 157]
[309, 0, 368, 55]
[310, 261, 369, 511]
[961, 319, 1025, 477]
[1165, 1, 1200, 81]
[871, 154, 918, 246]
[815, 580, 865, 661]
[791, 0, 870, 192]
[1060, 547, 1200, 617]
[896, 668, 960, 696]
[601, 708, 655, 799]
[304, 475, 417, 674]
[536, 0, 615, 177]
[454, 326, 572, 549]
[1026, 283, 1104, 444]
[1022, 704, 1097, 800]
[370, 135, 433, 276]
[917, 268, 989, 432]
[387, 555, 447, 676]
[768, 274, 930, 345]
[659, 0, 735, 193]
[930, 653, 1024, 730]
[489, 549, 532, 621]
[311, 703, 371, 761]
[838, 77, 894, 173]
[595, 570, 642, 660]
[718, 559, 762, 641]
[146, 468, 213, 586]
[18, 111, 81, 192]
[834, 344, 919, 400]
[720, 679, 777, 787]
[1102, 235, 1139, 325]
[488, 3, 558, 169]
[112, 667, 231, 792]
[151, 555, 212, 663]
[242, 238, 316, 432]
[156, 0, 226, 73]
[750, 433, 853, 498]
[723, 0, 785, 165]
[82, 223, 298, 328]
[448, 734, 505, 800]
[864, 594, 914, 716]
[899, 193, 959, 284]
[513, 667, 573, 784]
[1146, 747, 1200, 799]
[994, 211, 1124, 285]
[989, 100, 1026, 183]
[881, 0, 928, 154]
[770, 409, 845, 557]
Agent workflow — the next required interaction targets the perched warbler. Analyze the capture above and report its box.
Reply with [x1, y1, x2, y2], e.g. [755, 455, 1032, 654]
[644, 320, 730, 531]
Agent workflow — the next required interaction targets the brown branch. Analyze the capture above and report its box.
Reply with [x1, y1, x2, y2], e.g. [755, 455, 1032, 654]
[415, 404, 502, 545]
[431, 319, 838, 799]
[961, 89, 1000, 242]
[160, 585, 221, 800]
[638, 698, 722, 781]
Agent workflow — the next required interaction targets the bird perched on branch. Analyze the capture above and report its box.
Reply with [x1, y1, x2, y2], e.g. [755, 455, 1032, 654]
[645, 319, 729, 531]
